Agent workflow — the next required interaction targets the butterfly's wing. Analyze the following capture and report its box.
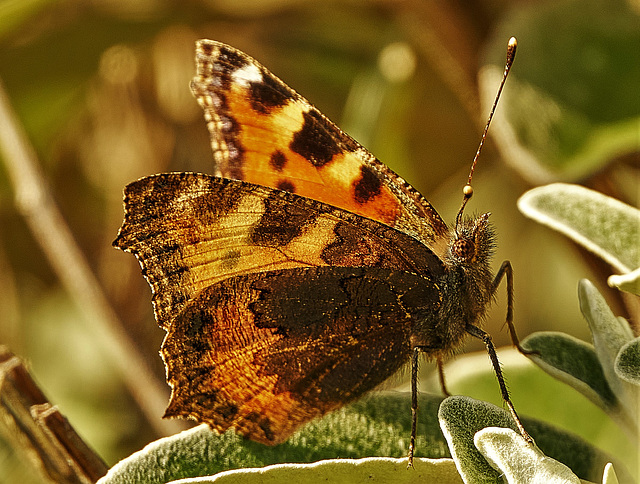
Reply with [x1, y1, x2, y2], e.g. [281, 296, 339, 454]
[162, 266, 440, 444]
[113, 173, 445, 330]
[191, 40, 449, 246]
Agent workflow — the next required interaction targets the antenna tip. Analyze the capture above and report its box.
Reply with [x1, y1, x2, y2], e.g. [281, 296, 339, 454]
[506, 37, 517, 63]
[463, 184, 474, 198]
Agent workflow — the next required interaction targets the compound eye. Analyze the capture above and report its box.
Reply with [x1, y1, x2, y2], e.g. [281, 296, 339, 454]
[452, 238, 475, 261]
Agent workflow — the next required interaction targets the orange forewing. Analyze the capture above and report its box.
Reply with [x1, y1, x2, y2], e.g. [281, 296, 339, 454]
[191, 40, 449, 246]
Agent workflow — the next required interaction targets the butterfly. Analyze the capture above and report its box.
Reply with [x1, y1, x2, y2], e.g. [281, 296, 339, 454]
[113, 37, 530, 463]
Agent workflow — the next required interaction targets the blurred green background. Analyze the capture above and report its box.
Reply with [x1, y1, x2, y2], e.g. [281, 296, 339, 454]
[0, 0, 637, 481]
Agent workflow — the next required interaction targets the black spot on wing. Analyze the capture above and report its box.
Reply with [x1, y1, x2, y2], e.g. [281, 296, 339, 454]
[270, 150, 287, 171]
[276, 179, 296, 193]
[199, 42, 215, 56]
[218, 46, 248, 71]
[249, 73, 292, 114]
[250, 193, 317, 246]
[289, 111, 342, 166]
[186, 175, 245, 225]
[353, 165, 382, 204]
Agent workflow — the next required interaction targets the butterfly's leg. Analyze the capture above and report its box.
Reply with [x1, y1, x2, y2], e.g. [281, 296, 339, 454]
[408, 346, 421, 468]
[436, 357, 451, 397]
[409, 345, 444, 467]
[465, 323, 533, 444]
[492, 260, 535, 355]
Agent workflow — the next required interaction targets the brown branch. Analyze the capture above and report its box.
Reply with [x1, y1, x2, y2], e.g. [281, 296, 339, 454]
[0, 346, 108, 483]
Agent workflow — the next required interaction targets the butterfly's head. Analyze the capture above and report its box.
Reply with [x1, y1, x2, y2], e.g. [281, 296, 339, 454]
[449, 212, 495, 267]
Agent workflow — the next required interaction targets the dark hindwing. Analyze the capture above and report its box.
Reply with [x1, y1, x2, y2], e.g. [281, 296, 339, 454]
[161, 266, 441, 444]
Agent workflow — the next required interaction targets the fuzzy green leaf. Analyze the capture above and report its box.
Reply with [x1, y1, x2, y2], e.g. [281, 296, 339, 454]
[438, 396, 616, 483]
[97, 392, 448, 484]
[473, 427, 581, 483]
[523, 281, 639, 451]
[517, 184, 640, 275]
[167, 457, 463, 484]
[578, 280, 635, 372]
[521, 331, 617, 410]
[616, 338, 640, 385]
[608, 268, 640, 296]
[603, 463, 620, 484]
[578, 280, 639, 435]
[439, 397, 515, 483]
[444, 348, 632, 461]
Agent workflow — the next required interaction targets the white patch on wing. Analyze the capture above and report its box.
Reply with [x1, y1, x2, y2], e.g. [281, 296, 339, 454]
[232, 63, 263, 88]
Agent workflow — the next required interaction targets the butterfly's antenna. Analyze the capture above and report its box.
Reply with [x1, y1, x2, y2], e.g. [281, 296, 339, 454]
[455, 37, 517, 230]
